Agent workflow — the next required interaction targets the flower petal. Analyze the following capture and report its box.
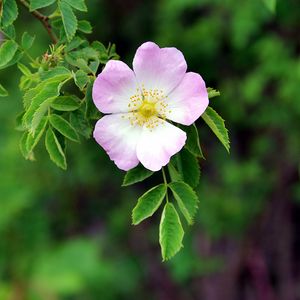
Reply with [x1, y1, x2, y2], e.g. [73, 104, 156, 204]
[165, 72, 209, 126]
[133, 42, 187, 95]
[93, 113, 142, 171]
[136, 119, 187, 171]
[92, 60, 139, 114]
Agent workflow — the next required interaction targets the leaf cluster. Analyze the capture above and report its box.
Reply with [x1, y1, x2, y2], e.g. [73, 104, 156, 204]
[123, 92, 230, 260]
[0, 0, 119, 168]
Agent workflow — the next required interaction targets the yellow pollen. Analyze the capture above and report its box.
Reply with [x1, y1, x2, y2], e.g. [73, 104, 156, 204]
[139, 101, 157, 118]
[124, 86, 172, 129]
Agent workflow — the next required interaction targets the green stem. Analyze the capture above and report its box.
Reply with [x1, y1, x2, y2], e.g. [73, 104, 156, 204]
[162, 167, 169, 203]
[18, 0, 58, 44]
[23, 49, 35, 63]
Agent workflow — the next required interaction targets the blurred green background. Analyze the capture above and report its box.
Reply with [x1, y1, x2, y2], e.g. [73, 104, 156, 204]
[1, 0, 300, 299]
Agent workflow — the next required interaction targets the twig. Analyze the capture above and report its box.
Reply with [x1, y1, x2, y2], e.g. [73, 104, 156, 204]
[18, 0, 58, 44]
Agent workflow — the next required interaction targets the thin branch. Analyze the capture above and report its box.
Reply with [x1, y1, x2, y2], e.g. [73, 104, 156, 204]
[18, 0, 58, 44]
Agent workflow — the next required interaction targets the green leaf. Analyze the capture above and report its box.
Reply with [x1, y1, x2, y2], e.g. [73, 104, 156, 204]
[78, 20, 92, 33]
[63, 0, 87, 12]
[49, 114, 79, 142]
[40, 66, 71, 81]
[207, 87, 220, 99]
[15, 111, 25, 131]
[159, 203, 184, 261]
[85, 81, 99, 120]
[45, 128, 67, 169]
[180, 149, 200, 188]
[30, 97, 54, 133]
[51, 96, 80, 111]
[0, 83, 8, 97]
[122, 164, 154, 186]
[30, 0, 56, 11]
[69, 109, 91, 138]
[185, 124, 204, 158]
[0, 40, 18, 68]
[20, 132, 30, 159]
[21, 32, 35, 50]
[0, 50, 23, 70]
[132, 184, 166, 225]
[202, 106, 230, 153]
[262, 0, 276, 13]
[1, 0, 18, 27]
[1, 24, 16, 39]
[26, 117, 48, 153]
[74, 69, 89, 91]
[168, 161, 182, 182]
[18, 63, 31, 76]
[169, 182, 199, 225]
[23, 79, 62, 128]
[65, 36, 85, 52]
[75, 58, 93, 73]
[58, 1, 78, 42]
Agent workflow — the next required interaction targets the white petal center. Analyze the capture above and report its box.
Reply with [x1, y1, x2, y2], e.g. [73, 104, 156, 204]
[125, 86, 172, 130]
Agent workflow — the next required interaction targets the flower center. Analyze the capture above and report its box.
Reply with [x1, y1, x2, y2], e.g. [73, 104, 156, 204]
[124, 86, 171, 129]
[139, 101, 157, 118]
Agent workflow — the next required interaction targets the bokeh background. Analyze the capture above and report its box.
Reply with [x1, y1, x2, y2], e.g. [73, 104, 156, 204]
[1, 0, 300, 299]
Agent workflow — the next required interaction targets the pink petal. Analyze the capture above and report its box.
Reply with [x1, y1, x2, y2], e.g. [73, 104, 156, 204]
[133, 42, 187, 95]
[136, 119, 187, 171]
[92, 60, 139, 114]
[93, 113, 143, 171]
[164, 72, 209, 126]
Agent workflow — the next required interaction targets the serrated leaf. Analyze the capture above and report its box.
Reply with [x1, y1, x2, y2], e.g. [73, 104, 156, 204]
[74, 69, 89, 90]
[262, 0, 276, 13]
[63, 0, 87, 12]
[1, 0, 18, 27]
[69, 109, 91, 138]
[20, 132, 30, 159]
[75, 58, 93, 73]
[21, 32, 35, 50]
[65, 36, 85, 52]
[180, 149, 200, 188]
[169, 182, 199, 225]
[91, 41, 106, 53]
[18, 63, 31, 76]
[30, 97, 54, 133]
[45, 128, 67, 169]
[0, 83, 8, 97]
[0, 40, 18, 68]
[23, 79, 64, 128]
[1, 24, 16, 39]
[207, 87, 220, 99]
[0, 49, 23, 70]
[168, 161, 182, 182]
[78, 20, 92, 33]
[15, 111, 25, 131]
[58, 1, 78, 42]
[49, 114, 79, 142]
[23, 71, 71, 109]
[51, 95, 80, 111]
[159, 203, 184, 261]
[132, 184, 166, 225]
[122, 165, 154, 186]
[40, 66, 71, 81]
[185, 124, 204, 158]
[202, 106, 230, 153]
[26, 117, 48, 153]
[30, 0, 56, 11]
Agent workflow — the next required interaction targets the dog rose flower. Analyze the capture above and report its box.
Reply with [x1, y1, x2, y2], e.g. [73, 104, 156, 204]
[92, 42, 209, 171]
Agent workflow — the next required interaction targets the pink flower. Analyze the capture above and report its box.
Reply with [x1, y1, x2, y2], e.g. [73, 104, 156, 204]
[92, 42, 209, 172]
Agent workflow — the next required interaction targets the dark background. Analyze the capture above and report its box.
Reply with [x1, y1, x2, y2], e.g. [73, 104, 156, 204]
[0, 0, 300, 299]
